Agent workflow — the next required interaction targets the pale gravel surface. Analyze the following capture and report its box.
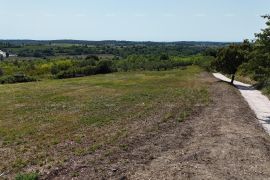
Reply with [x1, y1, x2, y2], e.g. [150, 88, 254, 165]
[213, 73, 270, 134]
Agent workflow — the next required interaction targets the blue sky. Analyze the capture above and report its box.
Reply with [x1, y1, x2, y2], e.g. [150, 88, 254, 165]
[0, 0, 269, 41]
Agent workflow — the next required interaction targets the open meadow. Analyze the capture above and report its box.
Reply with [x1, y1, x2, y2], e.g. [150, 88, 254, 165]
[1, 1, 270, 179]
[0, 66, 210, 178]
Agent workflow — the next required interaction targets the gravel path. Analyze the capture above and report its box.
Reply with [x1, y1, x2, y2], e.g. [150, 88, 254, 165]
[213, 73, 270, 134]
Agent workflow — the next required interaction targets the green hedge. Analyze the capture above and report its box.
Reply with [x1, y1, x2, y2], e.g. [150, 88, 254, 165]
[0, 74, 37, 84]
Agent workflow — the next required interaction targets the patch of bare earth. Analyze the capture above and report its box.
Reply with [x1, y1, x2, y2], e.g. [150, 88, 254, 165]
[47, 73, 270, 180]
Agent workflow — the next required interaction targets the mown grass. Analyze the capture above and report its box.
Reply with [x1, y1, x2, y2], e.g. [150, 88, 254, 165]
[0, 66, 210, 178]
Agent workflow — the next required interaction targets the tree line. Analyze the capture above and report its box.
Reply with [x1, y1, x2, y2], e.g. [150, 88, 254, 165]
[1, 41, 223, 58]
[212, 15, 270, 91]
[0, 53, 213, 84]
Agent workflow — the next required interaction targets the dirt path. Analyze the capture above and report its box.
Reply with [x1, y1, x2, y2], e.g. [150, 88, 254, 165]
[213, 73, 270, 134]
[51, 73, 270, 180]
[130, 75, 270, 180]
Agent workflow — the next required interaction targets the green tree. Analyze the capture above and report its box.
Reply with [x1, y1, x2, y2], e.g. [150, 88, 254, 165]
[95, 60, 114, 74]
[79, 55, 99, 67]
[248, 15, 270, 84]
[85, 55, 99, 61]
[160, 54, 169, 61]
[0, 68, 3, 76]
[212, 42, 250, 84]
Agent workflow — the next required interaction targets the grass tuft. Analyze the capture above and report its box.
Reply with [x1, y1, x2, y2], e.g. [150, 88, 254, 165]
[15, 172, 39, 180]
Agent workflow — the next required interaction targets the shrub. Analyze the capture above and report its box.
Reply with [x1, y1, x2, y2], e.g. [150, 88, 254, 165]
[0, 68, 3, 76]
[85, 55, 99, 61]
[95, 60, 115, 74]
[82, 66, 96, 75]
[160, 54, 170, 61]
[212, 42, 250, 84]
[51, 60, 73, 75]
[0, 74, 36, 84]
[55, 68, 83, 79]
[35, 63, 52, 75]
[193, 56, 215, 71]
[55, 66, 97, 79]
[79, 57, 99, 67]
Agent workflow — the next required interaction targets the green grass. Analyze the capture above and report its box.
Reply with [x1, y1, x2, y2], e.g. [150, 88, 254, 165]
[0, 66, 210, 178]
[15, 172, 39, 180]
[262, 86, 270, 98]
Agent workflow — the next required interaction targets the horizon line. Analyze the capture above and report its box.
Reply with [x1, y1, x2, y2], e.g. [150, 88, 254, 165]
[0, 39, 241, 43]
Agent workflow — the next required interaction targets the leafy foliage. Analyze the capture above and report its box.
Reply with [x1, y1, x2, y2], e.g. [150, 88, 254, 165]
[0, 74, 36, 84]
[1, 40, 227, 58]
[212, 41, 251, 83]
[211, 15, 270, 90]
[246, 16, 270, 85]
[0, 53, 214, 83]
[0, 39, 218, 84]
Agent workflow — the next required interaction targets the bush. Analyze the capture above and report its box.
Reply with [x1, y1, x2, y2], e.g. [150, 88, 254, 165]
[160, 54, 170, 61]
[95, 60, 115, 74]
[55, 66, 96, 79]
[51, 60, 73, 75]
[0, 74, 37, 84]
[79, 56, 99, 67]
[193, 56, 215, 71]
[85, 55, 99, 61]
[55, 67, 83, 79]
[83, 66, 97, 75]
[35, 63, 52, 75]
[0, 68, 3, 76]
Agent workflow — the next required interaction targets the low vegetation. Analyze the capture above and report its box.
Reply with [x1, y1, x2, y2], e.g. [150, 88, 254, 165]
[212, 41, 251, 84]
[0, 54, 212, 84]
[0, 41, 225, 58]
[15, 172, 39, 180]
[0, 66, 210, 178]
[212, 15, 270, 95]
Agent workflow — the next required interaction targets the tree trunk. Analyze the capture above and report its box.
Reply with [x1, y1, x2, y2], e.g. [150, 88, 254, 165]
[231, 74, 235, 84]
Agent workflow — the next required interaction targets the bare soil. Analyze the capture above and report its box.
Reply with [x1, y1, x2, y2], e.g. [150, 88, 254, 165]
[47, 73, 270, 180]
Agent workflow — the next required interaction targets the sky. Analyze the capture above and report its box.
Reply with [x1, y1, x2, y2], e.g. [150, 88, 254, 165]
[0, 0, 269, 42]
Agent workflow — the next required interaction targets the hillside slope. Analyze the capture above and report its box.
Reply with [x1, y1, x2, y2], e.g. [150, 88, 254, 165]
[52, 73, 270, 180]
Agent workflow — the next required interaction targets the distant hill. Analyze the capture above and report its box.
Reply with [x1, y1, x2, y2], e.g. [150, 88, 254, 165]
[0, 39, 233, 47]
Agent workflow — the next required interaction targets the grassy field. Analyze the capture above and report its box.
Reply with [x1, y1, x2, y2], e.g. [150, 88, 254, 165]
[0, 66, 210, 178]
